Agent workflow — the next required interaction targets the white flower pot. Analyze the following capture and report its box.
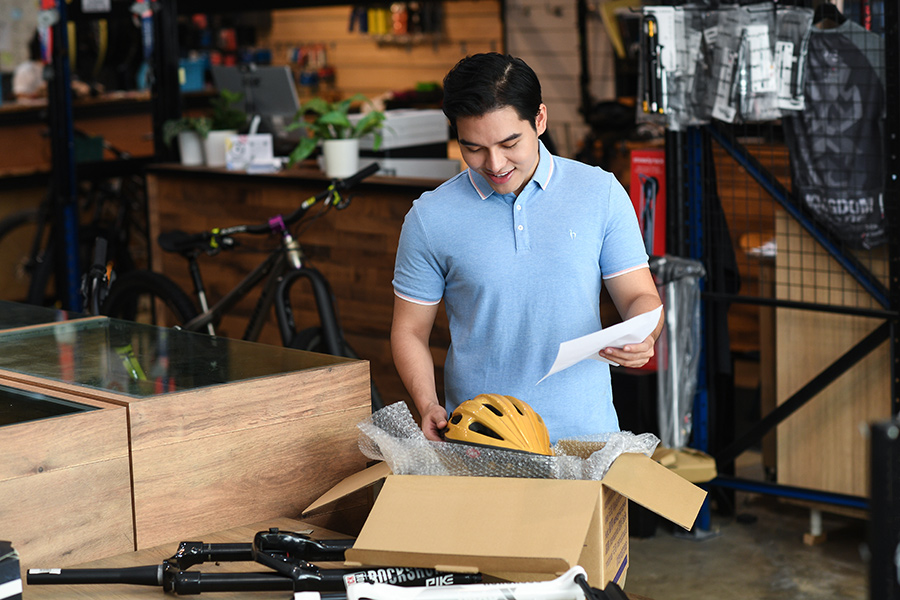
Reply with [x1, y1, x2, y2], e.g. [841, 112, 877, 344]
[204, 129, 237, 168]
[322, 138, 360, 179]
[177, 131, 205, 166]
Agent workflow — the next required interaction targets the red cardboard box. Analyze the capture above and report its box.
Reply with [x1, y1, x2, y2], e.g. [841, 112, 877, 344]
[628, 149, 666, 372]
[629, 149, 666, 257]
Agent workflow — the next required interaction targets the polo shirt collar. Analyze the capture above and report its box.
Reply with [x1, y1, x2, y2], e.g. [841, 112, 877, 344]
[467, 140, 555, 200]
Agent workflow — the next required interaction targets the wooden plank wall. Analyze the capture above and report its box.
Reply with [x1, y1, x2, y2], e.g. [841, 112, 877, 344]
[259, 1, 503, 102]
[146, 170, 444, 411]
[505, 0, 616, 157]
[775, 211, 890, 498]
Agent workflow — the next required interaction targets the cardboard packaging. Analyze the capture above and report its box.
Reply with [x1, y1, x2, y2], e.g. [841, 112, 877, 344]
[0, 541, 22, 600]
[304, 452, 706, 589]
[226, 133, 275, 171]
[628, 148, 666, 258]
[652, 447, 717, 483]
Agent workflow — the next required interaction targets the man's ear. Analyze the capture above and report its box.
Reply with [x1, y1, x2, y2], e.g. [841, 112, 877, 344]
[535, 104, 548, 135]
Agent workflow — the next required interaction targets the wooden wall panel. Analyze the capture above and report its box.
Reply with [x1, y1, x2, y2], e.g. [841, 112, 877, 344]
[774, 210, 890, 497]
[259, 2, 502, 101]
[709, 142, 787, 354]
[147, 168, 447, 411]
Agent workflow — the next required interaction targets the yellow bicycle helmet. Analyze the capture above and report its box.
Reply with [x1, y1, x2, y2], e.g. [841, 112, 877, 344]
[444, 394, 553, 456]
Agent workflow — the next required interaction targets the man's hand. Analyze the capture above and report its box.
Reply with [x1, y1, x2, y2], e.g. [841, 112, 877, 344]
[598, 333, 657, 369]
[420, 403, 449, 442]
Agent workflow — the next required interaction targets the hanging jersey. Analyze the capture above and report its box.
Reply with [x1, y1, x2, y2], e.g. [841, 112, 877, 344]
[783, 21, 886, 250]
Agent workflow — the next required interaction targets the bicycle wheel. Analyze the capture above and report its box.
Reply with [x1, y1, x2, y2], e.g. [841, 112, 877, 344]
[102, 270, 198, 328]
[0, 209, 45, 303]
[290, 327, 384, 411]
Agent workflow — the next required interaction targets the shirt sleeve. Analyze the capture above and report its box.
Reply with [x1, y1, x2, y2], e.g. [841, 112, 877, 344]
[392, 203, 445, 305]
[599, 174, 650, 279]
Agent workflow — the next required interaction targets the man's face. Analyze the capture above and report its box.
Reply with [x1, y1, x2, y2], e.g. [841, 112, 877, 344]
[455, 104, 547, 197]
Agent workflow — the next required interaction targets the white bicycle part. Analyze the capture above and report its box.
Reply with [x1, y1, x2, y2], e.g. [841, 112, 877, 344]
[345, 566, 589, 600]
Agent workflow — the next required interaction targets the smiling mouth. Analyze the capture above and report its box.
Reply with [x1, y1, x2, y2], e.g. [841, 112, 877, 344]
[487, 169, 513, 181]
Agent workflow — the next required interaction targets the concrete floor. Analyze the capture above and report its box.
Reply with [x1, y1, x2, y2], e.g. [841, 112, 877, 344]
[623, 467, 868, 600]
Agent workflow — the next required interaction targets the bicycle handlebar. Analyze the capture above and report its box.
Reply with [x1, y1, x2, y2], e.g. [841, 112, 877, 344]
[159, 163, 380, 255]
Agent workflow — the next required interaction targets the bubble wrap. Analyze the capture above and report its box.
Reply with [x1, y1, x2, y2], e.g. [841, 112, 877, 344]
[357, 402, 660, 480]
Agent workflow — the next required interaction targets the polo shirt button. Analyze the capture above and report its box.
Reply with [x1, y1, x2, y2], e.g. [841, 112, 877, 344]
[516, 205, 522, 210]
[517, 225, 524, 231]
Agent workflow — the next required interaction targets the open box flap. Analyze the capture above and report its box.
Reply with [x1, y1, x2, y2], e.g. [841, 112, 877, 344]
[601, 452, 707, 529]
[651, 447, 717, 483]
[344, 474, 602, 576]
[302, 461, 391, 516]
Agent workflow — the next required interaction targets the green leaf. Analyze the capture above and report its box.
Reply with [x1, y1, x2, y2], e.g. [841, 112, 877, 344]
[284, 94, 386, 167]
[287, 137, 319, 167]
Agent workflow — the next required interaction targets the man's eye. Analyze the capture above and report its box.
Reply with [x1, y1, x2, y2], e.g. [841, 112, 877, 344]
[464, 146, 481, 152]
[503, 143, 518, 149]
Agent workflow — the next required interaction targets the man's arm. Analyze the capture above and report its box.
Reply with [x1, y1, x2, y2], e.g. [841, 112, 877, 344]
[390, 295, 446, 441]
[602, 267, 664, 368]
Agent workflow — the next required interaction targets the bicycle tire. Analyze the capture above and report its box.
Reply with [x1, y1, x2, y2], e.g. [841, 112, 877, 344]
[0, 209, 43, 303]
[102, 269, 198, 328]
[290, 327, 384, 411]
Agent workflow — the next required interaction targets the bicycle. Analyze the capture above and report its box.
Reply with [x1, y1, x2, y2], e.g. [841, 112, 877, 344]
[101, 163, 383, 410]
[0, 130, 150, 309]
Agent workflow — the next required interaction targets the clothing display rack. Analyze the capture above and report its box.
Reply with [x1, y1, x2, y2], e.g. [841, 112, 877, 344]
[654, 0, 898, 516]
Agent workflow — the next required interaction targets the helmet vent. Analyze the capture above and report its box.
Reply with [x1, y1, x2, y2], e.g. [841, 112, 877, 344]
[469, 421, 503, 440]
[484, 404, 503, 417]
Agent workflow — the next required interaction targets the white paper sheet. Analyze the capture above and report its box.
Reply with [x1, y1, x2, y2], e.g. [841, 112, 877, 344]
[537, 305, 663, 384]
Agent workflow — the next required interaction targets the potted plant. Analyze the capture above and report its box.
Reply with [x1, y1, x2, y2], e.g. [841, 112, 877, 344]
[163, 115, 212, 166]
[205, 89, 248, 167]
[287, 94, 386, 177]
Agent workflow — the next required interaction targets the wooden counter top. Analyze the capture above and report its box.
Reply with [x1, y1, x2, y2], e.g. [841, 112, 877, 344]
[146, 162, 447, 190]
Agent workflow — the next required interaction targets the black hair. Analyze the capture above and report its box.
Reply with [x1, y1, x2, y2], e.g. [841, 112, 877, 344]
[442, 53, 543, 131]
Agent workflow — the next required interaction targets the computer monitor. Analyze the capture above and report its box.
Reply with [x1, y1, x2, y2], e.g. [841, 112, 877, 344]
[210, 64, 300, 119]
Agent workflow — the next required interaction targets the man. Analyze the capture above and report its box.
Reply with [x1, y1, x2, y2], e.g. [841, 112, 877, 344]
[391, 53, 663, 443]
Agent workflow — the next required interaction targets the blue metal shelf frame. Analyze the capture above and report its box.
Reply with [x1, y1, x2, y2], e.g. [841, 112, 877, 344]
[671, 0, 900, 514]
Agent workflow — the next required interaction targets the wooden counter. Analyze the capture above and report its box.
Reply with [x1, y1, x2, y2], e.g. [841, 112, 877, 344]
[146, 164, 452, 410]
[0, 312, 372, 568]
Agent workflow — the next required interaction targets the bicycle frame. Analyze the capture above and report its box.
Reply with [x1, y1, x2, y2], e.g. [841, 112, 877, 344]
[180, 244, 292, 341]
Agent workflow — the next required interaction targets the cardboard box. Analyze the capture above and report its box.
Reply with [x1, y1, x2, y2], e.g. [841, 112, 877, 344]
[652, 447, 717, 483]
[629, 148, 666, 257]
[304, 452, 706, 589]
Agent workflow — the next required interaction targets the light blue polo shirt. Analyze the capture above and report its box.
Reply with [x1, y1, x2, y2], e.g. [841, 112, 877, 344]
[393, 141, 648, 442]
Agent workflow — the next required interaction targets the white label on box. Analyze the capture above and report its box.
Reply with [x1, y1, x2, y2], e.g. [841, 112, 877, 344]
[225, 134, 274, 171]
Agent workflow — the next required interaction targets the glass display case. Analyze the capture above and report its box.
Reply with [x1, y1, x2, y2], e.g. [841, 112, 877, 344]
[0, 302, 351, 397]
[0, 300, 87, 330]
[0, 382, 98, 427]
[0, 301, 372, 560]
